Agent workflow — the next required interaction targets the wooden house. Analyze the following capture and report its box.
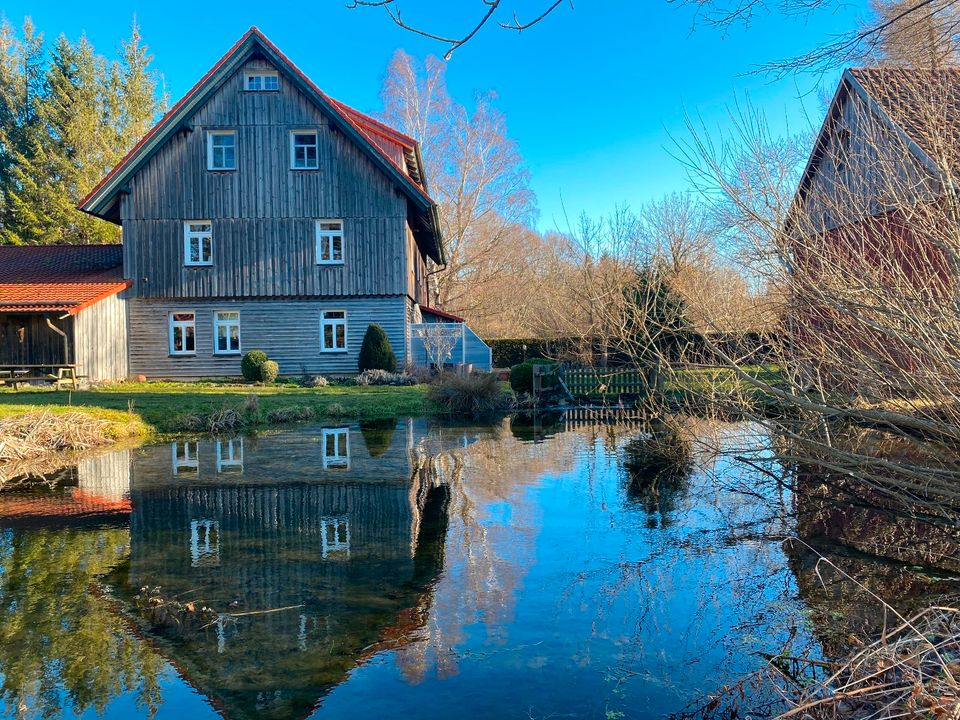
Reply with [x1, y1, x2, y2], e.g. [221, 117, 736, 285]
[0, 27, 490, 381]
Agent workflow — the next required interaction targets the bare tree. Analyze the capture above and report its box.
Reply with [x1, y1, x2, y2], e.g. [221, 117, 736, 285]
[380, 51, 536, 324]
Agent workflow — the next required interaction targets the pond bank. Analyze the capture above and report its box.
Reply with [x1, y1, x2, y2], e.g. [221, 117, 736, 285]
[0, 381, 433, 435]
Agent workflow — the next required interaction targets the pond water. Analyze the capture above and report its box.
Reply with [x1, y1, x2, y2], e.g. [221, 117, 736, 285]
[0, 416, 956, 720]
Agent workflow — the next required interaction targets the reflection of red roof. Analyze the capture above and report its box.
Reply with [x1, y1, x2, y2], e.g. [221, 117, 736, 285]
[0, 490, 131, 520]
[0, 245, 129, 315]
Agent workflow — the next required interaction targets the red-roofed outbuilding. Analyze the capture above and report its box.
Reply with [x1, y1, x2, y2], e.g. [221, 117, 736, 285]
[0, 245, 129, 381]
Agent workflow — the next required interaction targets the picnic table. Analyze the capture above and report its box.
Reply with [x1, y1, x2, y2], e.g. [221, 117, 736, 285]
[0, 364, 80, 390]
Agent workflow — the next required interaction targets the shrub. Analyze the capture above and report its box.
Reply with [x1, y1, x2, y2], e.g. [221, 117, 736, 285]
[355, 369, 417, 386]
[266, 406, 315, 423]
[488, 338, 576, 368]
[241, 350, 269, 381]
[358, 324, 397, 372]
[260, 360, 280, 384]
[509, 359, 556, 395]
[303, 375, 329, 388]
[427, 372, 513, 416]
[324, 403, 346, 418]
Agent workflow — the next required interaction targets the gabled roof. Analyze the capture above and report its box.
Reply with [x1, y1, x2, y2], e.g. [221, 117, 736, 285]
[78, 27, 444, 264]
[788, 67, 948, 232]
[0, 245, 129, 315]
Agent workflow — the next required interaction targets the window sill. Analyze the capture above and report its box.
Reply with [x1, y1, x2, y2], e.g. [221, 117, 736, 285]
[206, 168, 236, 173]
[169, 353, 197, 358]
[213, 352, 242, 357]
[184, 264, 214, 268]
[316, 262, 345, 267]
[291, 166, 320, 171]
[320, 349, 349, 354]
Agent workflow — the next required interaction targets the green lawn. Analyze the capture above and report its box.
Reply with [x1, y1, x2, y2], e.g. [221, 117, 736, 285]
[0, 380, 433, 435]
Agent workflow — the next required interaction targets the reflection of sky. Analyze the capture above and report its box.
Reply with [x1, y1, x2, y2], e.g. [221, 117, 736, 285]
[316, 424, 809, 719]
[0, 421, 812, 720]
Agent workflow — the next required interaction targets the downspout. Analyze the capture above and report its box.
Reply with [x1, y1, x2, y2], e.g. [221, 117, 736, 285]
[46, 315, 70, 364]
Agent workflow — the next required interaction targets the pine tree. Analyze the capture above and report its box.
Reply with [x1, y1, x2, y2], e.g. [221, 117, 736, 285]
[0, 19, 165, 245]
[0, 19, 46, 244]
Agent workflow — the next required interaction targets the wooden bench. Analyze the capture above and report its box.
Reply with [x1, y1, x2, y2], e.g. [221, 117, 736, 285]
[0, 365, 79, 390]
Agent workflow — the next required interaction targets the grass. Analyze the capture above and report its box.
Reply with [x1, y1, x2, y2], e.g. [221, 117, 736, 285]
[0, 380, 433, 435]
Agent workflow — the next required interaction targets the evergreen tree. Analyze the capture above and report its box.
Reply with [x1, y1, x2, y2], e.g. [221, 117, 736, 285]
[0, 18, 165, 245]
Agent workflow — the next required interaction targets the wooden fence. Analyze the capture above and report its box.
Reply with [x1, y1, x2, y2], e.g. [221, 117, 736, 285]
[556, 366, 647, 400]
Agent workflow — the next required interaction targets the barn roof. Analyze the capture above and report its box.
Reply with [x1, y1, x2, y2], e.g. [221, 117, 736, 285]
[77, 27, 445, 263]
[0, 245, 129, 315]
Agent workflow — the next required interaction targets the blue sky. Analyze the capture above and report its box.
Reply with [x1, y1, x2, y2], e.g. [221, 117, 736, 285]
[6, 1, 864, 230]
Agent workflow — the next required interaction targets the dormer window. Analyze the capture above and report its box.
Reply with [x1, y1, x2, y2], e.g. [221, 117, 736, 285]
[291, 131, 319, 169]
[207, 130, 236, 170]
[244, 70, 279, 92]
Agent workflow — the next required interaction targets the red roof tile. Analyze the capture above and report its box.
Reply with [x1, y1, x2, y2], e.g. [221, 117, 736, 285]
[0, 245, 128, 315]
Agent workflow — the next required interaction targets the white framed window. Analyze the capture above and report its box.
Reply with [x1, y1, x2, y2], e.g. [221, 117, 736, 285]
[315, 220, 344, 264]
[320, 516, 350, 558]
[172, 441, 199, 475]
[169, 312, 196, 355]
[243, 70, 279, 92]
[322, 428, 350, 468]
[290, 130, 319, 169]
[183, 221, 213, 266]
[320, 310, 347, 352]
[213, 310, 241, 355]
[207, 130, 236, 170]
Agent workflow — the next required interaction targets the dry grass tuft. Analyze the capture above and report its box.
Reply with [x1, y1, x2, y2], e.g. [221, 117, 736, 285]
[780, 602, 960, 719]
[0, 410, 114, 462]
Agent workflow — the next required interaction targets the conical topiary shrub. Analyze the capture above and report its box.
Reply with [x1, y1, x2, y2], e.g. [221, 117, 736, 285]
[358, 324, 397, 372]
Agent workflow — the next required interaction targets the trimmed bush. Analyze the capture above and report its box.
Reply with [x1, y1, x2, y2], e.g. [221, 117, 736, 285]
[241, 350, 269, 381]
[427, 372, 513, 416]
[355, 369, 417, 386]
[488, 338, 577, 368]
[260, 360, 280, 384]
[358, 324, 397, 372]
[509, 359, 556, 395]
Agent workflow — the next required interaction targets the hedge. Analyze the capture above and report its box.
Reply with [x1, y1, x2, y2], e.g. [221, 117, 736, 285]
[487, 338, 578, 368]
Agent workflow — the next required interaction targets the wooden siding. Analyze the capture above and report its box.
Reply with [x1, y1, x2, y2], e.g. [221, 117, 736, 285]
[798, 86, 939, 234]
[120, 57, 411, 300]
[74, 293, 128, 382]
[127, 296, 407, 378]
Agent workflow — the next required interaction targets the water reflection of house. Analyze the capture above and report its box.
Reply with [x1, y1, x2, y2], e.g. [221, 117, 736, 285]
[103, 420, 481, 720]
[787, 470, 960, 658]
[0, 450, 132, 527]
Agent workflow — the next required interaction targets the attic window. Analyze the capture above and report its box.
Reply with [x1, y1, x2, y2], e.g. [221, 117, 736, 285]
[244, 70, 279, 92]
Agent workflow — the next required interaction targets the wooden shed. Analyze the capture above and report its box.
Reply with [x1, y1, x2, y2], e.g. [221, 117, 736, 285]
[0, 245, 129, 383]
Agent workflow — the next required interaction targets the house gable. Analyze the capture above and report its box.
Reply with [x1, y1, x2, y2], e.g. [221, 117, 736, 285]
[79, 27, 443, 264]
[789, 69, 942, 236]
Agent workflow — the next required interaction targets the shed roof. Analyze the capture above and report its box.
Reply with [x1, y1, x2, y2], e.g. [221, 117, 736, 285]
[0, 245, 129, 315]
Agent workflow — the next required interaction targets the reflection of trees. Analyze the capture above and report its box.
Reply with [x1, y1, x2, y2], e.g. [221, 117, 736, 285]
[0, 527, 163, 720]
[623, 419, 693, 527]
[393, 422, 581, 683]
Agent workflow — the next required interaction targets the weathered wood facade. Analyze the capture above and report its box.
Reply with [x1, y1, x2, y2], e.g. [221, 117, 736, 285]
[75, 28, 491, 378]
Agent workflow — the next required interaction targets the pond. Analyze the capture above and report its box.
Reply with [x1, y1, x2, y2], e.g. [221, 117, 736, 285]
[0, 416, 956, 719]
